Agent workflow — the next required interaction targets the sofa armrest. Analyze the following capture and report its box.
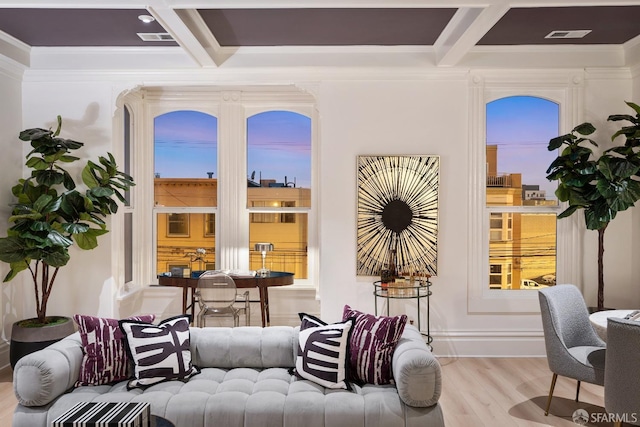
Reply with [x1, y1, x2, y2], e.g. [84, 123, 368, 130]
[392, 325, 442, 407]
[13, 332, 83, 407]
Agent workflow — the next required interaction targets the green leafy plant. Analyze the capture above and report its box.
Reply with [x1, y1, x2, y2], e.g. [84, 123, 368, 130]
[546, 101, 640, 310]
[0, 116, 134, 325]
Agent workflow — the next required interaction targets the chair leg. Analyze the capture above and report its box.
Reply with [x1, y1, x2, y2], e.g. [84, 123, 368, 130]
[575, 380, 581, 402]
[544, 373, 558, 416]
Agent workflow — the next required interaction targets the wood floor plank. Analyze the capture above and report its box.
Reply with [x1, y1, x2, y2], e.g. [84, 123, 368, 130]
[438, 357, 608, 427]
[0, 367, 15, 427]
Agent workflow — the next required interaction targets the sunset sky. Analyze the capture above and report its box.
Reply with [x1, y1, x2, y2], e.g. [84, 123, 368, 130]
[154, 110, 311, 188]
[153, 98, 556, 196]
[486, 96, 559, 199]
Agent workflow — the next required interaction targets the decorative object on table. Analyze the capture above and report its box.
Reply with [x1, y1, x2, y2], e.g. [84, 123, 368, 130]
[185, 247, 207, 272]
[0, 116, 135, 367]
[625, 310, 640, 320]
[538, 285, 606, 416]
[170, 266, 185, 278]
[356, 155, 439, 277]
[52, 401, 150, 427]
[73, 314, 155, 386]
[254, 242, 274, 276]
[546, 101, 640, 311]
[379, 248, 396, 288]
[119, 315, 199, 389]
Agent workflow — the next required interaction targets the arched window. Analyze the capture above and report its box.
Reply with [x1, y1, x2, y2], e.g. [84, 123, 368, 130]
[116, 86, 318, 292]
[467, 74, 582, 313]
[486, 96, 559, 291]
[247, 110, 311, 279]
[154, 110, 218, 275]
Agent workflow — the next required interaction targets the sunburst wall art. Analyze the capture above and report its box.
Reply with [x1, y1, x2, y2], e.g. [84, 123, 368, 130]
[357, 155, 439, 277]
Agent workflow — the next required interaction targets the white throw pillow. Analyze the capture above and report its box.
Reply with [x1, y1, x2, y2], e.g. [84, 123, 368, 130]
[119, 315, 199, 388]
[295, 317, 353, 390]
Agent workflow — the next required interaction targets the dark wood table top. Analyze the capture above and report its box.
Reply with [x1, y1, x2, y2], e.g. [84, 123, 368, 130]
[157, 271, 294, 288]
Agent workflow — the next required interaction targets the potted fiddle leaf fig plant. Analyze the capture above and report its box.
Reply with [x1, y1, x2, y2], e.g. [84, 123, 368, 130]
[546, 101, 640, 311]
[0, 116, 134, 366]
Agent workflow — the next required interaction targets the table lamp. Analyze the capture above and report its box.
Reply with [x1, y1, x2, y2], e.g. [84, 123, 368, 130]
[254, 243, 274, 276]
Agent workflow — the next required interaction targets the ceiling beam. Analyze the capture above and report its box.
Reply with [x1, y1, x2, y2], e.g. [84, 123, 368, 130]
[0, 29, 29, 67]
[434, 4, 510, 67]
[147, 5, 218, 68]
[176, 9, 237, 67]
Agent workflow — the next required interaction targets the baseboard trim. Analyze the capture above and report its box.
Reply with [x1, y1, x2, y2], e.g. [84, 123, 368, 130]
[430, 330, 546, 357]
[0, 340, 10, 370]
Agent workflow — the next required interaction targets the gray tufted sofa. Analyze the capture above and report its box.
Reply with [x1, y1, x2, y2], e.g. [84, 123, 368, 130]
[12, 324, 444, 427]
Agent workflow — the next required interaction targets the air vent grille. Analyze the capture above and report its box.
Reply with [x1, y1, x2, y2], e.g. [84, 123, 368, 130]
[545, 30, 592, 39]
[137, 33, 174, 42]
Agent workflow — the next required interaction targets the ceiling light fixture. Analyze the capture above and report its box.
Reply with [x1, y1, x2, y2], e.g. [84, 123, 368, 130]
[138, 14, 155, 24]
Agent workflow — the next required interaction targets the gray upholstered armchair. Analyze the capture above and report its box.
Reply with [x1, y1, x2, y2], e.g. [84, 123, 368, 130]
[605, 317, 640, 427]
[538, 284, 606, 416]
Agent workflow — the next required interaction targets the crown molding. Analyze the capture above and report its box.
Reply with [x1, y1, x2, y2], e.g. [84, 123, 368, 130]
[0, 52, 25, 81]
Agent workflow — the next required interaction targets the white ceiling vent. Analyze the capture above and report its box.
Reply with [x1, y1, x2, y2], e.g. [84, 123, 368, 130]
[545, 30, 592, 39]
[137, 33, 174, 42]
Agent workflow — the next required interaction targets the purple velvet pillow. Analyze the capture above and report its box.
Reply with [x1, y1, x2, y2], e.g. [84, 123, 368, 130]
[74, 314, 155, 386]
[342, 305, 407, 385]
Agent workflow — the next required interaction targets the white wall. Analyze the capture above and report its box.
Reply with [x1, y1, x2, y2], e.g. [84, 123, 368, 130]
[20, 82, 122, 321]
[8, 66, 640, 358]
[0, 61, 23, 367]
[580, 71, 636, 310]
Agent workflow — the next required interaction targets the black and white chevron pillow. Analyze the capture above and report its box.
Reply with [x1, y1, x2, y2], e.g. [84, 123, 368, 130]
[296, 316, 354, 389]
[119, 315, 199, 389]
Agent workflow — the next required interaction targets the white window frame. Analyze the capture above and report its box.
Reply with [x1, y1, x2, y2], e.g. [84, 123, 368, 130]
[114, 97, 142, 297]
[245, 106, 313, 282]
[113, 86, 319, 293]
[467, 71, 584, 313]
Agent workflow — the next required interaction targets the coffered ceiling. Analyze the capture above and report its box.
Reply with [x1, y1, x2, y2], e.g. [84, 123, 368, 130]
[1, 0, 639, 70]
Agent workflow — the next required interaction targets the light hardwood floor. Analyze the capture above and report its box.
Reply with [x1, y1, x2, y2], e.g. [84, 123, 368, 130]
[439, 357, 608, 427]
[0, 358, 609, 427]
[0, 367, 15, 427]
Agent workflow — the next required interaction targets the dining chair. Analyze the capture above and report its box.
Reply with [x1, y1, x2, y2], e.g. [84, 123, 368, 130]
[605, 317, 640, 427]
[538, 284, 606, 416]
[195, 272, 250, 327]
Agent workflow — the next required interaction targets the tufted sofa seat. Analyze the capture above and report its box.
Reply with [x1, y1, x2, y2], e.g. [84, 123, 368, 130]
[12, 325, 444, 427]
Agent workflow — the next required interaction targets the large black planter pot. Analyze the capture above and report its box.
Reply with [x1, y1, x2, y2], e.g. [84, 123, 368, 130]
[10, 316, 75, 369]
